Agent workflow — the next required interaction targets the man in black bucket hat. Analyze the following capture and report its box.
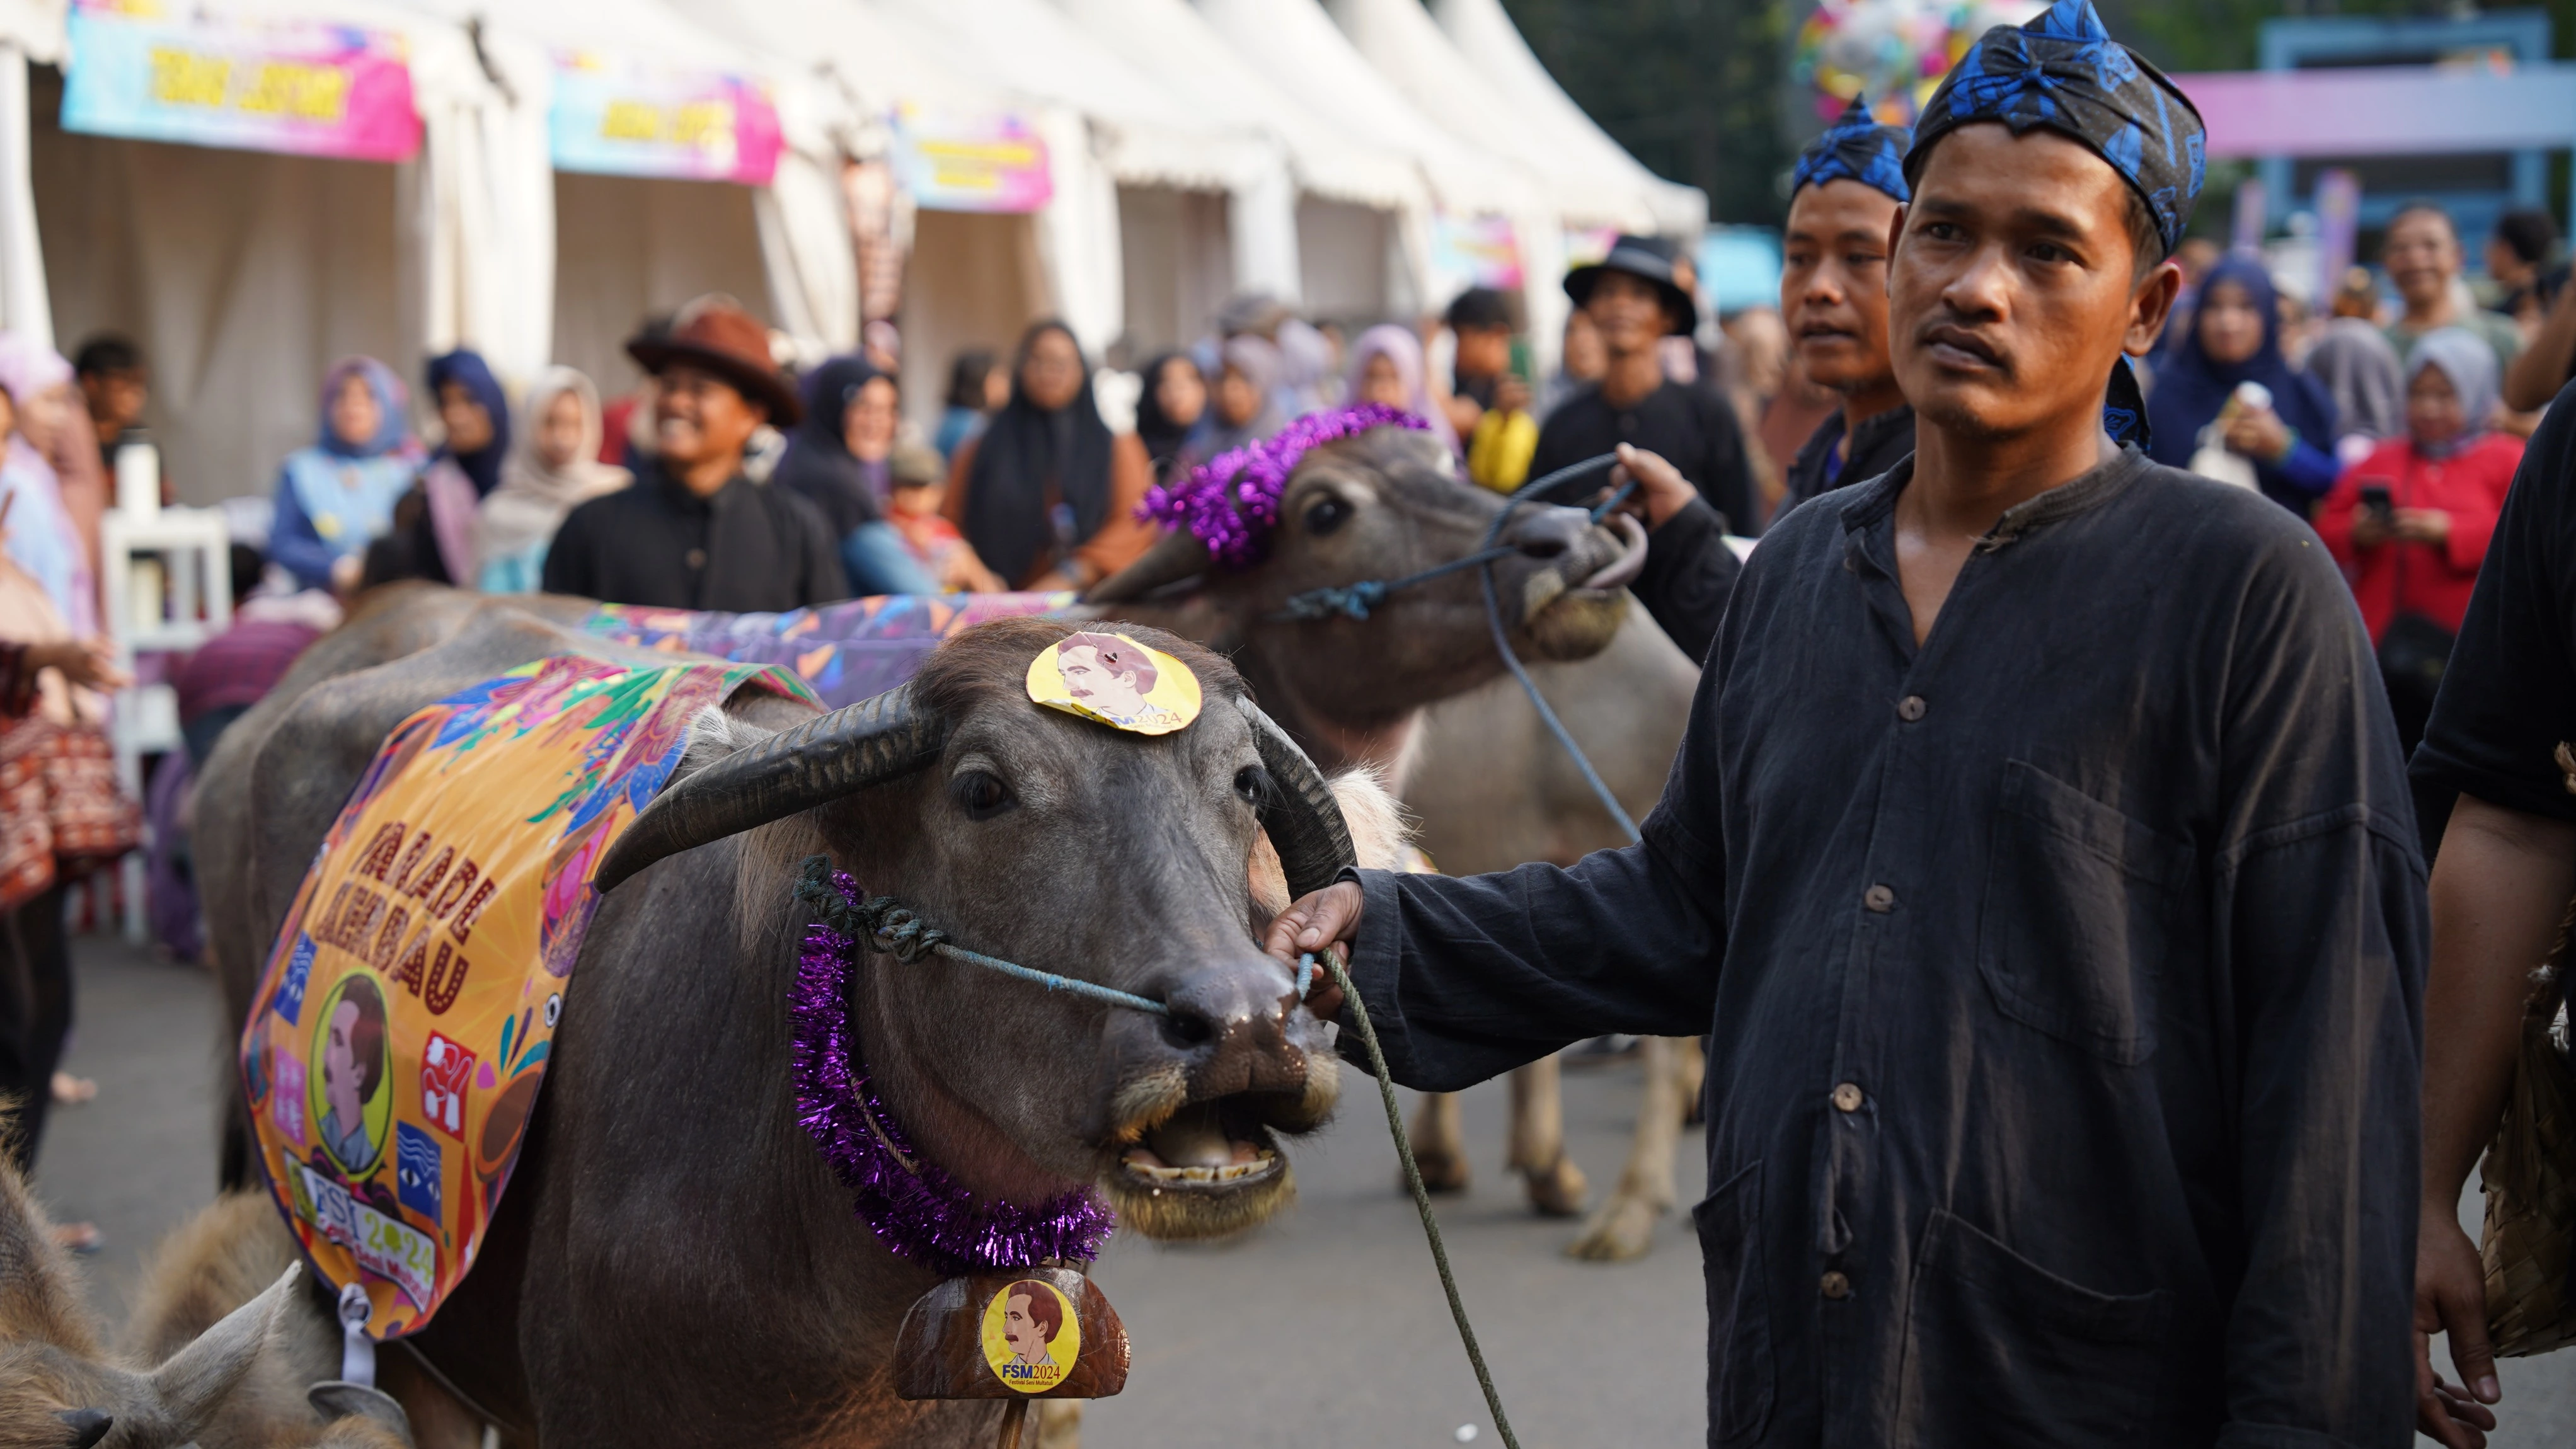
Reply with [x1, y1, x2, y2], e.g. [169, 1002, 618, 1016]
[1271, 2, 2433, 1443]
[543, 295, 846, 612]
[1531, 234, 1756, 540]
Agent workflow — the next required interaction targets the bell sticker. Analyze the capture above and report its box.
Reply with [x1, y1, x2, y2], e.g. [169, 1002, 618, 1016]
[1026, 632, 1202, 736]
[981, 1278, 1081, 1393]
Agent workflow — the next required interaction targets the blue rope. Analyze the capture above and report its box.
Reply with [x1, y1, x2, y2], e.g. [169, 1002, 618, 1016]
[794, 858, 1172, 1017]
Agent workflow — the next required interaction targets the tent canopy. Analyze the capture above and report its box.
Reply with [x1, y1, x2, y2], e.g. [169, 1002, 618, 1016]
[1198, 0, 1531, 219]
[881, 0, 1270, 193]
[1434, 0, 1705, 235]
[1330, 0, 1642, 231]
[1062, 0, 1420, 214]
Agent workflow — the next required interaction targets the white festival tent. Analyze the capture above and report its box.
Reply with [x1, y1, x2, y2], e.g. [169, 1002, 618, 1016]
[1195, 0, 1546, 345]
[1059, 0, 1430, 331]
[1432, 0, 1706, 237]
[660, 0, 1055, 430]
[404, 0, 860, 394]
[875, 0, 1279, 360]
[21, 0, 522, 507]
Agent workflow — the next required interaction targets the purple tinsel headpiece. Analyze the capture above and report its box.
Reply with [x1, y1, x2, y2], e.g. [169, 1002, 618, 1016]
[791, 871, 1115, 1273]
[1139, 403, 1429, 571]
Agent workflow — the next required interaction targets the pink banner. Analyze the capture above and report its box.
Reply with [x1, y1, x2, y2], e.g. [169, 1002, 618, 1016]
[63, 1, 420, 164]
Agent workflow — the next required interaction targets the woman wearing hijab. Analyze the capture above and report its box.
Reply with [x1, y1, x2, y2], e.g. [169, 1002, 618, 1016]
[774, 356, 938, 596]
[1193, 334, 1285, 466]
[1132, 352, 1210, 484]
[0, 340, 98, 636]
[270, 357, 419, 592]
[2144, 256, 2341, 515]
[941, 321, 1154, 592]
[474, 368, 631, 593]
[2315, 327, 2522, 752]
[935, 349, 1004, 464]
[1346, 324, 1460, 457]
[2304, 321, 2407, 462]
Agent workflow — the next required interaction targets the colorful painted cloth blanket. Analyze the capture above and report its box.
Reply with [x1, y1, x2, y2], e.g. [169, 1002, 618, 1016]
[239, 656, 812, 1337]
[586, 592, 1074, 710]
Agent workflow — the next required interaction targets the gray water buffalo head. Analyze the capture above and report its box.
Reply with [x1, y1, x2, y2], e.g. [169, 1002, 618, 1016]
[597, 618, 1362, 1244]
[1083, 426, 1646, 728]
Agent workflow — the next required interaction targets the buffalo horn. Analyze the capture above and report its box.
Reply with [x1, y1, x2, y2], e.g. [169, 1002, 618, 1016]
[1083, 522, 1212, 604]
[1235, 697, 1357, 899]
[595, 684, 947, 893]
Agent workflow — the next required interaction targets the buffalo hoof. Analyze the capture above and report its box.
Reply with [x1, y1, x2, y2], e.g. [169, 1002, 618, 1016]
[1566, 1192, 1662, 1262]
[1408, 1143, 1471, 1194]
[1522, 1155, 1589, 1217]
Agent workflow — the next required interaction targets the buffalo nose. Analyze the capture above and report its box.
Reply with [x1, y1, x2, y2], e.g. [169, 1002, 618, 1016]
[1156, 961, 1295, 1079]
[1500, 502, 1592, 559]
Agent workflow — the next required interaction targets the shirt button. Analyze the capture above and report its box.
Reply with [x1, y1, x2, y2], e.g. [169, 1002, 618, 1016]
[1862, 884, 1895, 913]
[1820, 1271, 1852, 1300]
[685, 548, 708, 570]
[1897, 695, 1927, 722]
[1832, 1082, 1865, 1113]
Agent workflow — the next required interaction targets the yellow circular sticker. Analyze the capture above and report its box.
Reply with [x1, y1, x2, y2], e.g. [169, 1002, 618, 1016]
[1025, 631, 1202, 736]
[981, 1278, 1080, 1393]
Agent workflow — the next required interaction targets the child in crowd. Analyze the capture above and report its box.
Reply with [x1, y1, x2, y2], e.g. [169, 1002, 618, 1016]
[886, 442, 1002, 593]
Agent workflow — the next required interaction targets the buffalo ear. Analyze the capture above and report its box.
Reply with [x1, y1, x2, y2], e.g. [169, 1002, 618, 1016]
[147, 1262, 297, 1433]
[55, 1409, 109, 1448]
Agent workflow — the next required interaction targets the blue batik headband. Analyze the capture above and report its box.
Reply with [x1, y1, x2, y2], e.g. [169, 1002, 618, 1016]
[1906, 0, 2205, 258]
[1793, 94, 1912, 204]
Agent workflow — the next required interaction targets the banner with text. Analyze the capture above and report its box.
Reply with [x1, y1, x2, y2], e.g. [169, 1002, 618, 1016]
[62, 1, 420, 163]
[549, 52, 782, 186]
[890, 105, 1052, 214]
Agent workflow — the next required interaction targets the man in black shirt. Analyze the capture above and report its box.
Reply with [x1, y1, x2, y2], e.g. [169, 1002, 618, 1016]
[1777, 96, 1917, 514]
[1533, 235, 1756, 534]
[544, 299, 845, 613]
[2408, 376, 2576, 1447]
[1270, 4, 2427, 1443]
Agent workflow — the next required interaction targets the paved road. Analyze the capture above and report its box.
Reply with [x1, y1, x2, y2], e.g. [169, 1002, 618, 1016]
[28, 936, 2576, 1446]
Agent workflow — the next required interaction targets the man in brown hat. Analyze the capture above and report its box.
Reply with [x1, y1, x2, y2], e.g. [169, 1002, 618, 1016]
[1531, 235, 1755, 544]
[542, 295, 846, 611]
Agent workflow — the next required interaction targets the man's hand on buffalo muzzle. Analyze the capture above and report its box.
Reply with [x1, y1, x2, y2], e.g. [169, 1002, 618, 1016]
[1263, 881, 1366, 1021]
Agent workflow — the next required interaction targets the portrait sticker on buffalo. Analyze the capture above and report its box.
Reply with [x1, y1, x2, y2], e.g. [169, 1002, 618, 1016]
[982, 1278, 1079, 1392]
[1024, 631, 1202, 736]
[240, 655, 815, 1337]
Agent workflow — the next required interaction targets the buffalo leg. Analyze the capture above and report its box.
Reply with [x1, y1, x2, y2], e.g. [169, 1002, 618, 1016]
[1506, 1056, 1587, 1217]
[1566, 1036, 1682, 1261]
[1403, 1091, 1471, 1193]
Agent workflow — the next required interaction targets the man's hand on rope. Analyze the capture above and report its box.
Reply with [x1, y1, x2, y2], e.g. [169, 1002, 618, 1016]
[1263, 880, 1364, 1019]
[1611, 444, 1696, 530]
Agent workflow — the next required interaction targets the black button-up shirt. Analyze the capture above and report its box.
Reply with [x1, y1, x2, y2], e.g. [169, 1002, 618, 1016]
[1342, 447, 2423, 1448]
[1534, 379, 1756, 536]
[542, 459, 846, 612]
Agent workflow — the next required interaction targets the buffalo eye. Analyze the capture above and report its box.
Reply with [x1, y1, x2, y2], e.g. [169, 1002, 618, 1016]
[949, 770, 1014, 821]
[1234, 765, 1271, 807]
[1303, 495, 1352, 536]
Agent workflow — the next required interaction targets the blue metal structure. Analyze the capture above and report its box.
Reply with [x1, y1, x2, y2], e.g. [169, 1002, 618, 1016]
[2256, 10, 2557, 243]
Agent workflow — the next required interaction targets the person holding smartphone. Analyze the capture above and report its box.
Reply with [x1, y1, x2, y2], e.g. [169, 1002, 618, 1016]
[2314, 327, 2524, 753]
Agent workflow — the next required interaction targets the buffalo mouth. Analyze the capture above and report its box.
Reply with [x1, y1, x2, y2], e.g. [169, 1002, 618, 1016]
[1102, 1086, 1320, 1240]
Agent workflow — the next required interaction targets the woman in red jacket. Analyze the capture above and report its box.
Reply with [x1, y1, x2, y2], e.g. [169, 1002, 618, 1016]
[2316, 326, 2521, 750]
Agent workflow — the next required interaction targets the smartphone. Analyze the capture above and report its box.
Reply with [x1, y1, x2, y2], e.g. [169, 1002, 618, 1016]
[2359, 481, 2395, 523]
[1507, 336, 1533, 383]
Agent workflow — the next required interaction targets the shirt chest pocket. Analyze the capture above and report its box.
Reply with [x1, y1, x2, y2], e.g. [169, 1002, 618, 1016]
[1977, 761, 2194, 1067]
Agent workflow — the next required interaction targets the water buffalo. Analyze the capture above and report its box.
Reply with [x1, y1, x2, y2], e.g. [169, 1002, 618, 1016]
[194, 604, 1398, 1447]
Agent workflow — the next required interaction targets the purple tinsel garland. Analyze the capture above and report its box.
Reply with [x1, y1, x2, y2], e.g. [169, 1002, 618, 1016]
[791, 870, 1116, 1273]
[1139, 403, 1428, 571]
